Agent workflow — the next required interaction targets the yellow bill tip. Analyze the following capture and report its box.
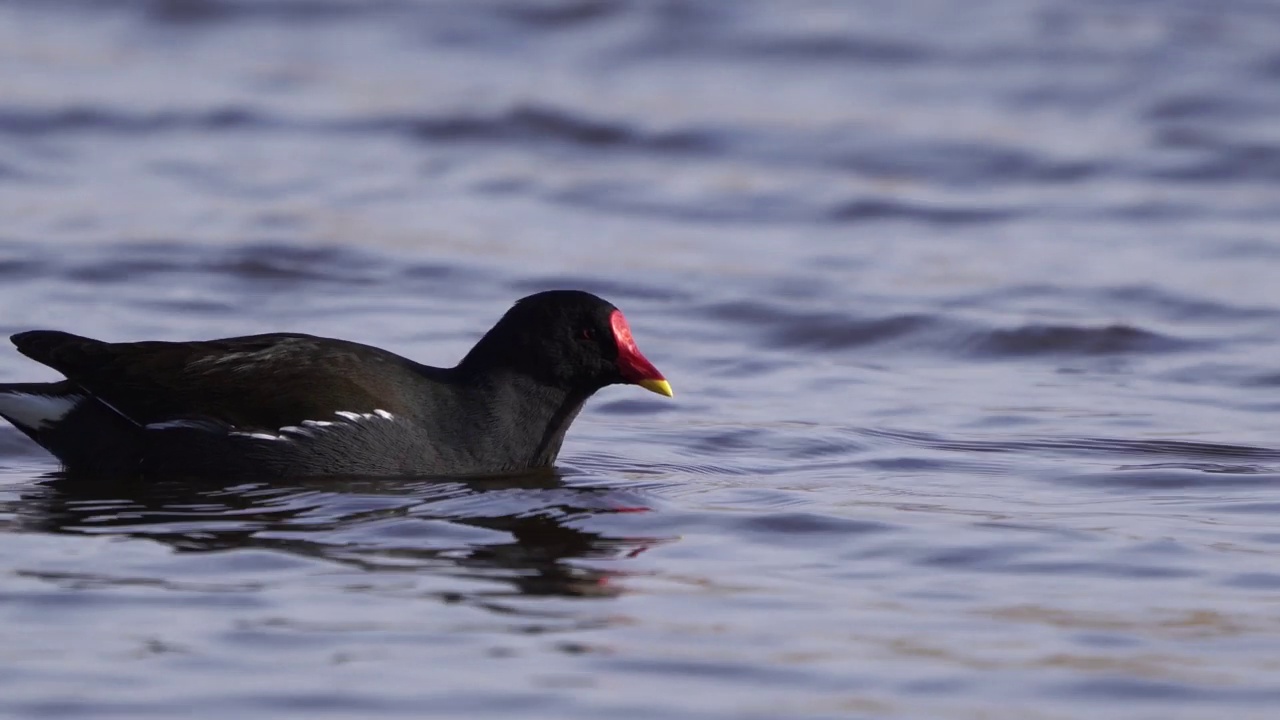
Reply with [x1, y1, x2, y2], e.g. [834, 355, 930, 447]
[637, 378, 674, 398]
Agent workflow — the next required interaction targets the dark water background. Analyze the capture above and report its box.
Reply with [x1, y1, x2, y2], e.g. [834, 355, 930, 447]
[3, 1, 1280, 718]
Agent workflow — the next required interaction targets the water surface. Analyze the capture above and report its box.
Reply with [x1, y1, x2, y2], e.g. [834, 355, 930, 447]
[3, 1, 1280, 718]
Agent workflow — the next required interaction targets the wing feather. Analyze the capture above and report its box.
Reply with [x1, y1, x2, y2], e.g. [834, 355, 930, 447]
[11, 331, 419, 431]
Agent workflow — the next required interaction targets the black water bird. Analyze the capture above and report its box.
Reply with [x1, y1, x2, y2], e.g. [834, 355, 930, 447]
[0, 290, 672, 477]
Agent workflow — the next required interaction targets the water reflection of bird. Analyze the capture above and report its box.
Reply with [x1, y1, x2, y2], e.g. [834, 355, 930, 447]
[6, 469, 672, 603]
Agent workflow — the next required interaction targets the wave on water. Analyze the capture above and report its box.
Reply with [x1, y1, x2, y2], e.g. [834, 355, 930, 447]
[858, 427, 1280, 463]
[705, 300, 1200, 358]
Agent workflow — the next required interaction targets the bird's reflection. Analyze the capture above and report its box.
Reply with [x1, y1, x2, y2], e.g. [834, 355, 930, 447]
[8, 469, 671, 602]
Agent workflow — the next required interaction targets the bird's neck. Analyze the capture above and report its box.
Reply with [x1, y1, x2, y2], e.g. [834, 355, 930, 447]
[452, 366, 594, 471]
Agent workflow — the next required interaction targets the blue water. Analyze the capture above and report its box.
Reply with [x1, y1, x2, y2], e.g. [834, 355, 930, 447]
[3, 1, 1280, 718]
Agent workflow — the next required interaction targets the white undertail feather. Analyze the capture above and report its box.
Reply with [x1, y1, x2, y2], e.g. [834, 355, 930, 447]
[0, 392, 83, 429]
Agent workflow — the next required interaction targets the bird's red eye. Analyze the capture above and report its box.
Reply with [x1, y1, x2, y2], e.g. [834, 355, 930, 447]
[581, 328, 596, 341]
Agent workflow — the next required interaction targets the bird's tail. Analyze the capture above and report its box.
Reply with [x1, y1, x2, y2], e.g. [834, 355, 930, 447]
[0, 382, 85, 437]
[0, 382, 140, 473]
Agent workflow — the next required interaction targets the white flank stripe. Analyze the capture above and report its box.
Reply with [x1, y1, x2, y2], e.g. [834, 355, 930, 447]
[0, 393, 83, 429]
[333, 410, 394, 423]
[230, 431, 289, 441]
[159, 409, 397, 443]
[147, 419, 216, 431]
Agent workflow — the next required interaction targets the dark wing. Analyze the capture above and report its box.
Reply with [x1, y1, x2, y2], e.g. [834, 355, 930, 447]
[11, 331, 423, 431]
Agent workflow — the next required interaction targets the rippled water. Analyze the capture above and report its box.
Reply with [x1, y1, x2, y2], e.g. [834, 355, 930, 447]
[3, 1, 1280, 718]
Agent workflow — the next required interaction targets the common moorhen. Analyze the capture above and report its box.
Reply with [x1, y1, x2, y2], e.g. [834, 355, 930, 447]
[0, 290, 672, 477]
